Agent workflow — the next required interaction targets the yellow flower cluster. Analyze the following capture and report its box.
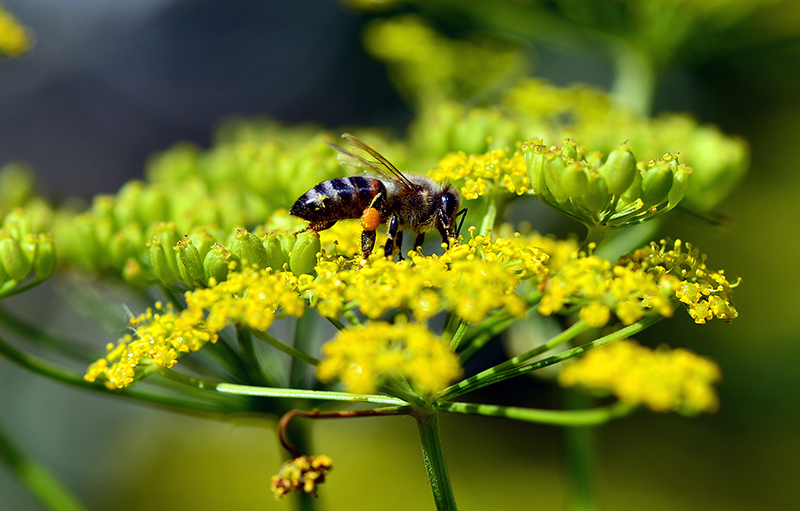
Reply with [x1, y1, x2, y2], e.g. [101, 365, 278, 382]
[558, 340, 722, 415]
[186, 267, 305, 331]
[84, 303, 217, 389]
[85, 267, 305, 387]
[316, 321, 461, 396]
[618, 239, 739, 324]
[271, 454, 333, 500]
[428, 147, 529, 199]
[0, 6, 32, 57]
[304, 238, 539, 324]
[538, 255, 678, 327]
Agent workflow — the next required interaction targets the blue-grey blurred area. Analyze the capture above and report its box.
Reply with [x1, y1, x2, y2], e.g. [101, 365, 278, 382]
[0, 0, 405, 199]
[1, 1, 800, 511]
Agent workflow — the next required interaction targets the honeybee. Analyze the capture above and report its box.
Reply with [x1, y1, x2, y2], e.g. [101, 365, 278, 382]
[290, 133, 467, 259]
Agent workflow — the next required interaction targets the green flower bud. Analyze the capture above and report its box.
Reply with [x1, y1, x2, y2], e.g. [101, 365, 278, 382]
[203, 243, 237, 283]
[0, 254, 8, 284]
[289, 231, 320, 276]
[521, 139, 546, 194]
[263, 231, 286, 271]
[32, 234, 56, 281]
[0, 231, 33, 282]
[175, 236, 204, 288]
[187, 228, 215, 263]
[113, 180, 144, 227]
[641, 160, 674, 207]
[108, 224, 143, 268]
[560, 162, 588, 199]
[137, 185, 168, 226]
[229, 229, 268, 269]
[600, 144, 636, 195]
[667, 163, 693, 209]
[147, 236, 177, 287]
[582, 169, 610, 213]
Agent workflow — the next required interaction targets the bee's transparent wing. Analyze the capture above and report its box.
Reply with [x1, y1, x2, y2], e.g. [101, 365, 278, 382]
[326, 134, 415, 191]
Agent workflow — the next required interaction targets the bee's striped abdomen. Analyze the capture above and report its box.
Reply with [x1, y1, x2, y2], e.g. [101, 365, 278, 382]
[290, 176, 385, 224]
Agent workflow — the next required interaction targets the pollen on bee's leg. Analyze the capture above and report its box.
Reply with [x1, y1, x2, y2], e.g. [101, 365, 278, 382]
[361, 207, 381, 232]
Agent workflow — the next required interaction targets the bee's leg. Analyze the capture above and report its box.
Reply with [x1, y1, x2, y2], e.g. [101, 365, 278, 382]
[413, 233, 425, 252]
[361, 229, 376, 259]
[384, 213, 400, 258]
[309, 221, 336, 232]
[436, 217, 452, 248]
[395, 231, 404, 260]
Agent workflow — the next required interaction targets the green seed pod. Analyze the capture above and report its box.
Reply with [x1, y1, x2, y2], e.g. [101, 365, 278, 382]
[280, 232, 296, 262]
[229, 229, 268, 269]
[561, 138, 578, 161]
[560, 161, 588, 200]
[32, 234, 56, 281]
[641, 161, 674, 207]
[152, 222, 180, 278]
[617, 171, 643, 211]
[544, 153, 569, 203]
[1, 208, 33, 240]
[600, 144, 637, 195]
[113, 180, 144, 227]
[137, 185, 168, 226]
[0, 231, 33, 282]
[582, 169, 610, 213]
[108, 224, 143, 267]
[175, 236, 204, 287]
[667, 163, 693, 209]
[0, 162, 35, 211]
[262, 231, 286, 271]
[289, 231, 320, 276]
[187, 228, 215, 263]
[147, 236, 176, 287]
[203, 243, 237, 283]
[521, 140, 546, 194]
[122, 258, 150, 291]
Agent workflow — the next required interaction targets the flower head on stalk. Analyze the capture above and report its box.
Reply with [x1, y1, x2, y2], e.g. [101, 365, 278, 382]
[559, 339, 722, 415]
[618, 239, 739, 324]
[271, 454, 333, 500]
[316, 321, 461, 396]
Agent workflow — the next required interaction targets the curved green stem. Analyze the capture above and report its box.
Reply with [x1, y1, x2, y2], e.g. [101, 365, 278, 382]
[415, 411, 458, 511]
[581, 225, 611, 253]
[0, 421, 89, 511]
[435, 400, 635, 426]
[0, 305, 96, 361]
[155, 367, 409, 406]
[250, 328, 320, 366]
[610, 41, 659, 117]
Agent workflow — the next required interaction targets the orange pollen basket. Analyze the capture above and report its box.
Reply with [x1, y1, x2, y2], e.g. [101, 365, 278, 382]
[361, 207, 381, 231]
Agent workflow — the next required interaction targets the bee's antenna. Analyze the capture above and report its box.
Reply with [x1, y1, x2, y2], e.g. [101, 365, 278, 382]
[454, 208, 468, 238]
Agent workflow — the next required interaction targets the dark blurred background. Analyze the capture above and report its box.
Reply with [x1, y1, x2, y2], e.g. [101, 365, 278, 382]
[1, 1, 799, 510]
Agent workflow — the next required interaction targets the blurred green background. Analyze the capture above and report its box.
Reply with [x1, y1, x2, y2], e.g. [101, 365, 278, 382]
[1, 1, 799, 510]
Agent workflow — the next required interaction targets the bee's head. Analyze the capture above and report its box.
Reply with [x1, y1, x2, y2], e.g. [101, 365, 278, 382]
[439, 186, 467, 239]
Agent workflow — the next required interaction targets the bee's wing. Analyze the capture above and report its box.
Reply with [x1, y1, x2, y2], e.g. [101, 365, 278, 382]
[325, 134, 415, 191]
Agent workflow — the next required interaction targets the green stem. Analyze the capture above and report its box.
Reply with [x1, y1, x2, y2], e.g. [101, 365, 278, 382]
[0, 305, 96, 361]
[581, 225, 611, 253]
[445, 320, 589, 399]
[415, 411, 458, 511]
[610, 41, 659, 116]
[441, 315, 662, 400]
[479, 194, 498, 236]
[563, 392, 598, 511]
[0, 421, 89, 511]
[236, 326, 272, 386]
[435, 400, 635, 426]
[0, 331, 238, 414]
[290, 312, 316, 388]
[250, 328, 320, 366]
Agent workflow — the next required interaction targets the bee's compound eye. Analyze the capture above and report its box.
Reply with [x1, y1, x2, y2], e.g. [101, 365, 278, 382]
[440, 191, 459, 219]
[361, 207, 381, 231]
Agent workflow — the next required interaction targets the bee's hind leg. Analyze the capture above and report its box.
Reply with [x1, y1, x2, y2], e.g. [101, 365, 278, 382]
[413, 233, 425, 253]
[361, 229, 376, 259]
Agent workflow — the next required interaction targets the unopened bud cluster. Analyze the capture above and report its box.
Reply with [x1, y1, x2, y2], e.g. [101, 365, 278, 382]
[148, 227, 321, 290]
[522, 139, 692, 230]
[0, 208, 56, 297]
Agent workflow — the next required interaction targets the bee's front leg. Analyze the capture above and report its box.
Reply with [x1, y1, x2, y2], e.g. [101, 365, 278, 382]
[413, 233, 425, 252]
